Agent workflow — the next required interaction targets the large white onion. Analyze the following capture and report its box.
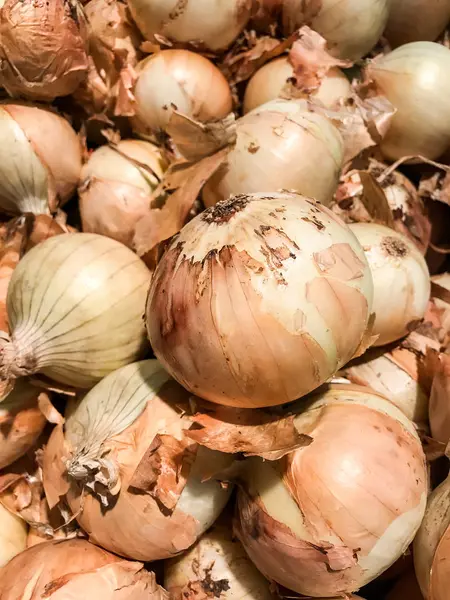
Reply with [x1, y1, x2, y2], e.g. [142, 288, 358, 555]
[349, 223, 430, 346]
[0, 233, 150, 389]
[0, 503, 27, 567]
[203, 100, 344, 207]
[42, 360, 232, 561]
[385, 0, 450, 48]
[147, 191, 373, 408]
[366, 42, 450, 161]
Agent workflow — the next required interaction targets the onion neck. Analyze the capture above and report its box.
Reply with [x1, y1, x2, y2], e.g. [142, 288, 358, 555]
[0, 332, 38, 381]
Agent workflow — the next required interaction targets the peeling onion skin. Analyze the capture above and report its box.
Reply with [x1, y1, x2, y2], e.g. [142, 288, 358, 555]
[79, 140, 167, 247]
[203, 101, 344, 208]
[366, 42, 450, 161]
[132, 50, 233, 135]
[0, 103, 83, 215]
[349, 223, 430, 347]
[127, 0, 252, 52]
[235, 386, 427, 597]
[0, 502, 27, 567]
[385, 0, 450, 48]
[1, 233, 150, 389]
[147, 192, 373, 408]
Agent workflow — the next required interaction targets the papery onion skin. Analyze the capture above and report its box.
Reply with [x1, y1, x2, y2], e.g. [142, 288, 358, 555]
[366, 42, 450, 161]
[1, 233, 150, 389]
[127, 0, 252, 52]
[132, 50, 232, 135]
[0, 0, 88, 101]
[385, 0, 450, 48]
[349, 223, 430, 346]
[0, 103, 82, 215]
[147, 192, 373, 408]
[79, 140, 167, 247]
[0, 502, 27, 567]
[202, 101, 344, 207]
[234, 386, 427, 597]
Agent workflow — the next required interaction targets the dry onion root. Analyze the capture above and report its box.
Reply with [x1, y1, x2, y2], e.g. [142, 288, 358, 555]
[0, 502, 27, 567]
[384, 0, 450, 48]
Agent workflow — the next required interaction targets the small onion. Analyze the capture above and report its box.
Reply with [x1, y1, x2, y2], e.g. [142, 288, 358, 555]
[385, 0, 450, 48]
[147, 192, 373, 408]
[0, 233, 150, 389]
[243, 57, 352, 114]
[0, 103, 82, 215]
[42, 360, 232, 561]
[0, 502, 27, 567]
[0, 538, 168, 599]
[366, 42, 450, 161]
[79, 139, 167, 247]
[127, 0, 252, 52]
[132, 50, 232, 135]
[349, 223, 430, 346]
[0, 0, 88, 101]
[202, 100, 344, 207]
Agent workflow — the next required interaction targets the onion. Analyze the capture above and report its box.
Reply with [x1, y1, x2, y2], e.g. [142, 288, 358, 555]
[0, 538, 168, 599]
[127, 0, 252, 52]
[432, 272, 450, 332]
[0, 233, 150, 390]
[385, 0, 450, 48]
[0, 0, 88, 101]
[131, 50, 232, 135]
[0, 502, 27, 567]
[243, 57, 352, 114]
[0, 103, 82, 215]
[349, 223, 430, 346]
[366, 42, 450, 161]
[79, 140, 167, 247]
[202, 100, 344, 207]
[147, 191, 373, 408]
[42, 360, 232, 561]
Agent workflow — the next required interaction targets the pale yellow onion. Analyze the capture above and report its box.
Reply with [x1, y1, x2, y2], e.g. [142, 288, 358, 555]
[349, 223, 430, 346]
[0, 502, 27, 567]
[127, 0, 252, 52]
[0, 103, 82, 215]
[147, 192, 373, 408]
[0, 233, 150, 389]
[79, 140, 167, 247]
[233, 385, 427, 597]
[243, 57, 352, 114]
[0, 538, 168, 599]
[132, 50, 232, 135]
[366, 42, 450, 161]
[202, 100, 344, 207]
[385, 0, 450, 48]
[42, 360, 232, 561]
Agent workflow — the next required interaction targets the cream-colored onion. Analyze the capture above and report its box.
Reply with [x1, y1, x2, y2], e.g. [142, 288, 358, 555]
[385, 0, 450, 48]
[243, 57, 352, 114]
[132, 50, 232, 135]
[233, 385, 427, 597]
[0, 233, 150, 389]
[203, 100, 344, 207]
[79, 140, 167, 247]
[0, 502, 27, 567]
[0, 538, 168, 599]
[349, 223, 430, 346]
[366, 42, 450, 161]
[42, 360, 232, 561]
[147, 192, 373, 408]
[127, 0, 252, 52]
[0, 103, 82, 215]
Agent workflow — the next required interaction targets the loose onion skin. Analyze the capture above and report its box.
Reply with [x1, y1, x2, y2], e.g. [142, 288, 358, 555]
[147, 192, 373, 408]
[1, 233, 150, 389]
[0, 503, 27, 567]
[132, 50, 232, 135]
[385, 0, 450, 48]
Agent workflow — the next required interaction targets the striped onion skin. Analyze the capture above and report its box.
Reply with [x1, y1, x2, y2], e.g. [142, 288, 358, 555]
[1, 233, 150, 388]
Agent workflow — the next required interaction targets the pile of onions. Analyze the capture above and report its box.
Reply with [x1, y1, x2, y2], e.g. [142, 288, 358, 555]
[0, 503, 27, 567]
[131, 50, 232, 135]
[147, 191, 373, 408]
[384, 0, 450, 48]
[0, 233, 150, 390]
[79, 139, 167, 247]
[366, 42, 450, 161]
[0, 538, 168, 599]
[127, 0, 252, 52]
[0, 0, 88, 101]
[43, 360, 232, 561]
[202, 100, 344, 207]
[349, 223, 430, 346]
[243, 57, 352, 114]
[0, 104, 82, 216]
